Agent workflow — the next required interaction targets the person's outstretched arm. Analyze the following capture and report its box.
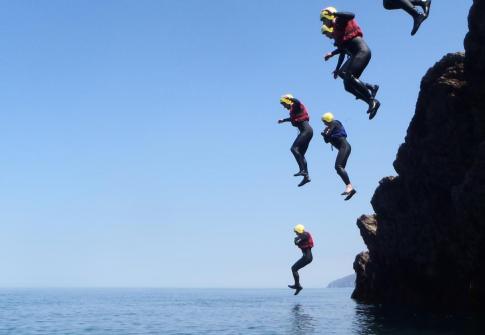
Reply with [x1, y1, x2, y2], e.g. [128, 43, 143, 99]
[324, 48, 342, 61]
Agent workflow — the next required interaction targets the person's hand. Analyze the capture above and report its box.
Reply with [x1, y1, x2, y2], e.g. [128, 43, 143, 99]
[333, 70, 339, 79]
[278, 119, 285, 124]
[324, 52, 333, 61]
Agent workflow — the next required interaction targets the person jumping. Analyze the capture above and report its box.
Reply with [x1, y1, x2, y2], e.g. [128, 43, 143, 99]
[321, 7, 381, 120]
[289, 224, 314, 295]
[321, 112, 356, 200]
[278, 94, 314, 187]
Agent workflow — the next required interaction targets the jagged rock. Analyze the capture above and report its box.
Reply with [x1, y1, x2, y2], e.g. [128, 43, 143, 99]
[352, 0, 485, 309]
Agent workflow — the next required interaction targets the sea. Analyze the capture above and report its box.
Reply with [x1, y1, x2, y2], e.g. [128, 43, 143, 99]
[0, 288, 482, 334]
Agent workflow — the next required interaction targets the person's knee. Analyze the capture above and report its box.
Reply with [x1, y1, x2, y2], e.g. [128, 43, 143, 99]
[335, 164, 344, 173]
[291, 265, 298, 273]
[291, 146, 300, 156]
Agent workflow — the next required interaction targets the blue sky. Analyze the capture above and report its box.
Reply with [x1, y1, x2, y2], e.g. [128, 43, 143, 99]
[0, 0, 472, 288]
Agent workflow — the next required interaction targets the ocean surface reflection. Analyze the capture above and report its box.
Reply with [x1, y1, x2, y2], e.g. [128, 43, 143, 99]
[352, 302, 485, 335]
[0, 288, 483, 334]
[290, 304, 317, 334]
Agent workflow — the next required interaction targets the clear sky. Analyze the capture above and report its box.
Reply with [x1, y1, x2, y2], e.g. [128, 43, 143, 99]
[0, 0, 472, 288]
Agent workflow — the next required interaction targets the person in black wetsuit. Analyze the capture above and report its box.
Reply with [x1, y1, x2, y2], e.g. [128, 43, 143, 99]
[383, 0, 432, 35]
[321, 112, 356, 200]
[321, 7, 380, 120]
[289, 224, 314, 295]
[278, 94, 313, 187]
[322, 25, 378, 106]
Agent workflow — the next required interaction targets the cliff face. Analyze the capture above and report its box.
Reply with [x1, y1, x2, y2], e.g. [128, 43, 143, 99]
[352, 0, 485, 309]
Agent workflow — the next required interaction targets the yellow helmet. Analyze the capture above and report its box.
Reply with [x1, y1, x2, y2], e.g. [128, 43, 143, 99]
[294, 224, 305, 234]
[320, 6, 337, 21]
[280, 94, 294, 105]
[321, 24, 334, 35]
[322, 112, 334, 123]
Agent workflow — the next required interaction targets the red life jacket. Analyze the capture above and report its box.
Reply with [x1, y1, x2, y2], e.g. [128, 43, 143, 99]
[298, 232, 314, 250]
[290, 102, 310, 125]
[333, 18, 363, 47]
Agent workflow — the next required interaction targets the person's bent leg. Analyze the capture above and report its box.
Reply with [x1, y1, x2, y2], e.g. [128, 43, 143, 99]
[384, 0, 420, 17]
[335, 148, 351, 186]
[299, 125, 313, 174]
[383, 0, 401, 10]
[343, 77, 367, 101]
[291, 264, 301, 288]
[291, 136, 305, 173]
[350, 76, 373, 104]
[345, 47, 376, 106]
[290, 255, 312, 288]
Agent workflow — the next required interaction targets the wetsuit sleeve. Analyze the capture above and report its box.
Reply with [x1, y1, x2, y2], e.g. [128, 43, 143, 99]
[334, 12, 355, 20]
[322, 125, 334, 143]
[294, 233, 309, 246]
[280, 117, 291, 123]
[330, 48, 342, 57]
[322, 127, 331, 143]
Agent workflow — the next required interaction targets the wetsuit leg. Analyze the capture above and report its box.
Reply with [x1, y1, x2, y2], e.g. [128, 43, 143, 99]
[335, 139, 351, 185]
[343, 66, 373, 104]
[340, 59, 366, 100]
[343, 38, 379, 106]
[383, 0, 420, 16]
[341, 56, 368, 102]
[291, 250, 313, 287]
[290, 122, 313, 174]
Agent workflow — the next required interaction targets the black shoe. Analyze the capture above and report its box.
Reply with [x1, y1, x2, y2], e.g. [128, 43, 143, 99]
[411, 14, 426, 36]
[344, 189, 357, 201]
[298, 176, 311, 187]
[369, 85, 379, 98]
[423, 0, 432, 17]
[294, 171, 307, 177]
[368, 99, 381, 120]
[294, 286, 303, 295]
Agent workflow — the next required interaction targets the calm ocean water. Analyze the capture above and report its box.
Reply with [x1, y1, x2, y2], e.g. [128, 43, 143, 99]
[0, 288, 482, 334]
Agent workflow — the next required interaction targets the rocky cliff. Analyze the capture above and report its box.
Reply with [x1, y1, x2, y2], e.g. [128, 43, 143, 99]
[352, 0, 485, 309]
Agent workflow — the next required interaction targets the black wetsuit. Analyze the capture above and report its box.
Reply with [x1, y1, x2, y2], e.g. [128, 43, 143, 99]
[333, 12, 377, 106]
[291, 121, 313, 175]
[383, 0, 423, 17]
[322, 120, 352, 186]
[331, 48, 376, 98]
[383, 0, 429, 36]
[281, 99, 313, 175]
[292, 232, 313, 288]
